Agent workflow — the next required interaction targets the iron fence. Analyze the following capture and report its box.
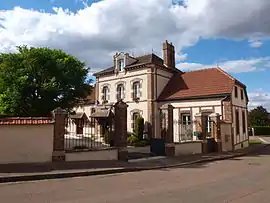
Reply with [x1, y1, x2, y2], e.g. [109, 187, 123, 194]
[64, 116, 113, 151]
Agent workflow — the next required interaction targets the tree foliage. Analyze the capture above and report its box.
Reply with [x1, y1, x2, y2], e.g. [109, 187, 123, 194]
[248, 106, 270, 126]
[134, 116, 144, 140]
[0, 46, 91, 116]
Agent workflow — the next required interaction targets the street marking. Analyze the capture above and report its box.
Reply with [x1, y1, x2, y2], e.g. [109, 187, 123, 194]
[259, 137, 269, 144]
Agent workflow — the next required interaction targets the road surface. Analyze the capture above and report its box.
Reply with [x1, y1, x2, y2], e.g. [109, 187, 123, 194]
[1, 146, 270, 203]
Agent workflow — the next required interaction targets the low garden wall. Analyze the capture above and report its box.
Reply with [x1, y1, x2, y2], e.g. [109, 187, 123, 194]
[127, 145, 150, 154]
[0, 124, 54, 164]
[175, 141, 202, 155]
[65, 148, 118, 162]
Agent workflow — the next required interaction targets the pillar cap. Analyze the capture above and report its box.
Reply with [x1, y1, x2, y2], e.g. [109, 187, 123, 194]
[114, 99, 128, 108]
[160, 104, 174, 110]
[52, 107, 67, 116]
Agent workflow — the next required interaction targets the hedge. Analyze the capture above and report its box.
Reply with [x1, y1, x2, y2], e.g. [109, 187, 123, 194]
[253, 126, 270, 135]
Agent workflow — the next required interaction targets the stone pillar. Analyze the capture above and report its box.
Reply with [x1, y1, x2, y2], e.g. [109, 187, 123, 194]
[52, 107, 67, 162]
[161, 104, 175, 157]
[209, 113, 222, 152]
[114, 100, 128, 161]
[194, 112, 208, 153]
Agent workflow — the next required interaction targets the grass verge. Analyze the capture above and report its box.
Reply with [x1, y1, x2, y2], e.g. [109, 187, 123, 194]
[249, 139, 263, 144]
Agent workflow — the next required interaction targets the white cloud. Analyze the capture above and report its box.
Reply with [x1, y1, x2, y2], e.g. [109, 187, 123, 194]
[248, 89, 270, 111]
[177, 57, 270, 73]
[249, 40, 263, 48]
[1, 0, 270, 72]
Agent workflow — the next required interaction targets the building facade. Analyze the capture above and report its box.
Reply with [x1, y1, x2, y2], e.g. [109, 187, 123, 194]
[74, 40, 249, 150]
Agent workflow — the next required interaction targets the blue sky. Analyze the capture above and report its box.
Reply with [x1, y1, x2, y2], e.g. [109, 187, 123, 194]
[0, 0, 270, 110]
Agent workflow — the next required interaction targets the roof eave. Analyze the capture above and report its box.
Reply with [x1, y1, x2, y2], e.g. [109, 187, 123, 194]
[157, 93, 231, 102]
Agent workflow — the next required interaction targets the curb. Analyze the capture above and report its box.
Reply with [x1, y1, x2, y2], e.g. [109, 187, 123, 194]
[0, 144, 268, 184]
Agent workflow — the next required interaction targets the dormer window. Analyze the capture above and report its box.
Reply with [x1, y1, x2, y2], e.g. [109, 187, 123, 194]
[117, 59, 124, 71]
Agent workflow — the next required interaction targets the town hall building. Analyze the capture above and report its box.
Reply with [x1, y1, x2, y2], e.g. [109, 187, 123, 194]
[74, 40, 249, 150]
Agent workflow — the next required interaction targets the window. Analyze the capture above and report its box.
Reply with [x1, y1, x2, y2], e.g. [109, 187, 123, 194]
[182, 114, 191, 126]
[235, 109, 240, 135]
[132, 112, 140, 129]
[132, 81, 140, 100]
[242, 110, 246, 134]
[102, 86, 109, 103]
[116, 84, 125, 101]
[76, 119, 84, 134]
[241, 89, 244, 100]
[234, 86, 238, 98]
[117, 59, 124, 71]
[205, 116, 211, 133]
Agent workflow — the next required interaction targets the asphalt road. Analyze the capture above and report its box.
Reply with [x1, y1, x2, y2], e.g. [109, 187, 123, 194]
[1, 146, 270, 203]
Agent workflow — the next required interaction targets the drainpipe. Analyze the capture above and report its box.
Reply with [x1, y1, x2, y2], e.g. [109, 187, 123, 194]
[221, 96, 228, 120]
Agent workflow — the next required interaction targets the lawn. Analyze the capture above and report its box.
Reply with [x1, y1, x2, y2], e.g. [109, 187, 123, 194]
[249, 139, 263, 144]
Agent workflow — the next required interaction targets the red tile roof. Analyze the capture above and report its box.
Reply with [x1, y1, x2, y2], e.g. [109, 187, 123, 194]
[0, 117, 54, 125]
[158, 67, 246, 101]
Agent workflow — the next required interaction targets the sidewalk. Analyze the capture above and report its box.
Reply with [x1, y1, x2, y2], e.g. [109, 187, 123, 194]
[0, 142, 268, 184]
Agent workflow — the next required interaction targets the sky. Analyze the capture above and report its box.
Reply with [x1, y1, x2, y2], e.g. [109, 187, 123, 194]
[0, 0, 270, 111]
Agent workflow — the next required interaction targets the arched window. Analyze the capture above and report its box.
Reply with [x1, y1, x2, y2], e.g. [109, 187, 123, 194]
[116, 84, 125, 101]
[132, 81, 140, 100]
[102, 86, 109, 103]
[132, 112, 140, 129]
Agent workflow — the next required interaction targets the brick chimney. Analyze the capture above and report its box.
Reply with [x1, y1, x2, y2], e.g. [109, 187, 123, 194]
[162, 40, 175, 68]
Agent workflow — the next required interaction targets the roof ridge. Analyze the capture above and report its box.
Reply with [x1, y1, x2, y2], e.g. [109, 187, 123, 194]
[134, 53, 159, 59]
[183, 67, 216, 73]
[216, 67, 235, 81]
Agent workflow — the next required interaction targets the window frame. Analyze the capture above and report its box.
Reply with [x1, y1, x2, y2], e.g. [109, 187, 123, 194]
[117, 59, 124, 71]
[240, 89, 244, 100]
[235, 109, 240, 135]
[234, 86, 238, 98]
[132, 81, 140, 100]
[132, 112, 140, 129]
[116, 84, 125, 101]
[102, 86, 109, 103]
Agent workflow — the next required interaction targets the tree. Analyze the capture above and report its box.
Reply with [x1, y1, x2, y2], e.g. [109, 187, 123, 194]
[248, 106, 270, 126]
[0, 46, 91, 116]
[134, 116, 144, 140]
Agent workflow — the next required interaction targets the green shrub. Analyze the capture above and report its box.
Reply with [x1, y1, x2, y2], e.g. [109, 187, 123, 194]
[127, 131, 134, 137]
[127, 135, 138, 145]
[134, 116, 144, 140]
[253, 126, 270, 135]
[127, 135, 149, 147]
[133, 139, 149, 147]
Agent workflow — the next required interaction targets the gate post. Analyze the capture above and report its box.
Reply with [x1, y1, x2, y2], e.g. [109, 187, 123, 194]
[114, 100, 128, 161]
[161, 104, 175, 157]
[209, 113, 222, 152]
[52, 107, 67, 162]
[194, 113, 207, 153]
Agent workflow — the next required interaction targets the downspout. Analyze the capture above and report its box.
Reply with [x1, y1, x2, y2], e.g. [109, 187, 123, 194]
[221, 95, 228, 120]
